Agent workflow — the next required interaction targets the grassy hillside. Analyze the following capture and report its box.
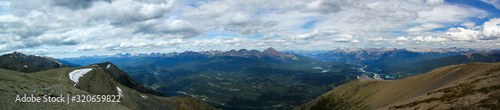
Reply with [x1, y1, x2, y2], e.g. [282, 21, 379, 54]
[0, 63, 217, 110]
[295, 62, 500, 110]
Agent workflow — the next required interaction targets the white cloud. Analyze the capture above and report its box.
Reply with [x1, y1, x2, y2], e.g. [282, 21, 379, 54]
[416, 5, 486, 23]
[481, 0, 500, 10]
[396, 36, 409, 41]
[426, 0, 444, 5]
[412, 36, 446, 42]
[461, 22, 477, 29]
[332, 34, 357, 42]
[0, 15, 20, 22]
[405, 23, 444, 34]
[481, 18, 500, 40]
[445, 18, 500, 41]
[351, 39, 360, 43]
[369, 37, 385, 41]
[445, 27, 480, 41]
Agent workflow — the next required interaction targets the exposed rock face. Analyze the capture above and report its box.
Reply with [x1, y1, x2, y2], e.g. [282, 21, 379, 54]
[0, 52, 69, 72]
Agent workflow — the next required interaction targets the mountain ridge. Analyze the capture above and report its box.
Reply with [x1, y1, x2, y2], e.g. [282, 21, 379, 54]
[62, 47, 299, 66]
[313, 47, 489, 63]
[0, 51, 69, 72]
[294, 62, 500, 110]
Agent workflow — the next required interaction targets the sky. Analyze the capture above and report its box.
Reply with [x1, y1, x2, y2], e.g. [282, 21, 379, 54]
[0, 0, 500, 58]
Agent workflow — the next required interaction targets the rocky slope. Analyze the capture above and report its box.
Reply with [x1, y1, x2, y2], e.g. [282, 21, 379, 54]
[0, 62, 217, 110]
[0, 52, 69, 72]
[295, 62, 500, 110]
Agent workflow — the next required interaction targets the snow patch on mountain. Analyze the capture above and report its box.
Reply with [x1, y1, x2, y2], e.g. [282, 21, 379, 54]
[69, 68, 93, 86]
[116, 87, 124, 97]
[107, 64, 111, 69]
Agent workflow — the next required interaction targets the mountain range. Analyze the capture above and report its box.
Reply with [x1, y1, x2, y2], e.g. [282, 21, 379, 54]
[312, 47, 488, 63]
[311, 47, 493, 79]
[63, 47, 299, 66]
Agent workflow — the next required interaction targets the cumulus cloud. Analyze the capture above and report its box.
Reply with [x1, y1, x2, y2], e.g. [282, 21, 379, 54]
[445, 18, 500, 41]
[444, 27, 480, 41]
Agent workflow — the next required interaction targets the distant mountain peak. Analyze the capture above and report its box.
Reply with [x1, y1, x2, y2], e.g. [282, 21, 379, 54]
[10, 51, 24, 55]
[237, 49, 248, 52]
[263, 47, 278, 53]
